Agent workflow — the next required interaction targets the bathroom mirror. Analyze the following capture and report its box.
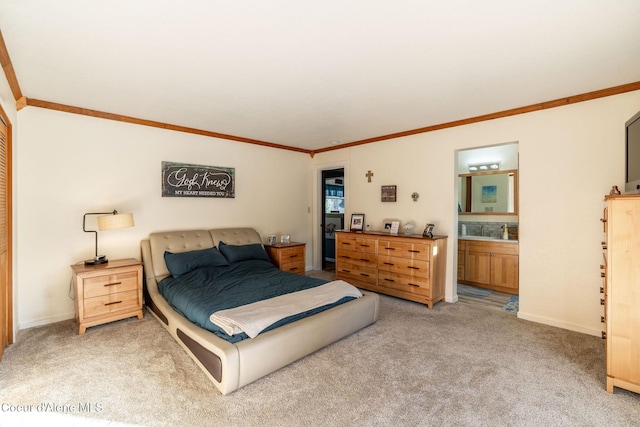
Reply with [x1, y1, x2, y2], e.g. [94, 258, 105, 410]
[458, 170, 518, 215]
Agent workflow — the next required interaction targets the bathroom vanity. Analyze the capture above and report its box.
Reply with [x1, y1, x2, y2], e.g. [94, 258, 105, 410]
[458, 237, 519, 294]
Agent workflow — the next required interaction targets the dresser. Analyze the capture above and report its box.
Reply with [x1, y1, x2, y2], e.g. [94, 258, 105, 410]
[601, 194, 640, 394]
[71, 258, 143, 334]
[264, 242, 306, 275]
[335, 231, 447, 309]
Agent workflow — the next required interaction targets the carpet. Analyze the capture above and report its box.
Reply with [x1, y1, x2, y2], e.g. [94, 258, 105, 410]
[457, 283, 493, 298]
[503, 295, 519, 313]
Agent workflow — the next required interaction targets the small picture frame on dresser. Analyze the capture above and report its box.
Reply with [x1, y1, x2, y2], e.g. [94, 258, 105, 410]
[350, 213, 365, 232]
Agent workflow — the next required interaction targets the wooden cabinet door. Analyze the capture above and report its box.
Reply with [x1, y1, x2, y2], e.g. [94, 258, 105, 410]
[0, 113, 11, 360]
[465, 249, 491, 285]
[490, 253, 519, 290]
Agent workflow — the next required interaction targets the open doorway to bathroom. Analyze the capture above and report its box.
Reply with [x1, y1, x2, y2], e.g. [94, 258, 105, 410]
[321, 168, 344, 272]
[456, 143, 520, 314]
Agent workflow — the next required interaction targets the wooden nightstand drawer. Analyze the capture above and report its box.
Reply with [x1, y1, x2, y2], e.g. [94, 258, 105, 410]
[84, 271, 139, 298]
[84, 289, 140, 318]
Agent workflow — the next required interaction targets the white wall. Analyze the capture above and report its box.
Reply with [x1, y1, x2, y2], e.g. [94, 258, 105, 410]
[15, 107, 312, 328]
[311, 90, 640, 336]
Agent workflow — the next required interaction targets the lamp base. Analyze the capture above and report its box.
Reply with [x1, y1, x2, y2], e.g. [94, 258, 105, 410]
[84, 255, 108, 266]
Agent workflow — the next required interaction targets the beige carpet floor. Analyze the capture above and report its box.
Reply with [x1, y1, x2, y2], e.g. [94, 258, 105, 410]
[0, 292, 638, 426]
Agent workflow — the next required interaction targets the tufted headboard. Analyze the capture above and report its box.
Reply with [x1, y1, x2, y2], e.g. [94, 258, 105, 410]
[146, 227, 263, 282]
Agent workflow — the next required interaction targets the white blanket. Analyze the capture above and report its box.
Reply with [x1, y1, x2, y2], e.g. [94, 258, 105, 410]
[209, 280, 362, 338]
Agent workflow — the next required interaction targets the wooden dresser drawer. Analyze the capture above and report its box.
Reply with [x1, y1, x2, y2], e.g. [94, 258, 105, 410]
[379, 240, 430, 261]
[336, 262, 377, 285]
[336, 249, 377, 269]
[378, 256, 430, 279]
[83, 270, 139, 298]
[378, 271, 430, 296]
[337, 235, 377, 254]
[84, 289, 140, 318]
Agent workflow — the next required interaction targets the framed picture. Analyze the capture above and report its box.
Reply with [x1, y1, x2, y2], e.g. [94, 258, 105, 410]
[381, 185, 397, 202]
[383, 218, 401, 232]
[350, 213, 365, 232]
[423, 223, 435, 238]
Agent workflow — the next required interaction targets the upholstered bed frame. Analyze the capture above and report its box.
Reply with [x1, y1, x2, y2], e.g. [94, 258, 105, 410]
[140, 227, 380, 395]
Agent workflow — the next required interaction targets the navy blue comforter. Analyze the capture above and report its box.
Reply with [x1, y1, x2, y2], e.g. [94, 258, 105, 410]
[158, 260, 354, 343]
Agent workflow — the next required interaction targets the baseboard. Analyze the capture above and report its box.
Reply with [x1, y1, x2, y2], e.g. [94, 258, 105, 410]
[517, 311, 602, 337]
[18, 312, 75, 331]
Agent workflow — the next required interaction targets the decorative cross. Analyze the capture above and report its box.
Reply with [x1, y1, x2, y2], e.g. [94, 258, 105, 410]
[365, 170, 374, 183]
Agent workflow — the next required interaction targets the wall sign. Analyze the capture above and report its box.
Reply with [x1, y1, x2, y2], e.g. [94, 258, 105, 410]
[162, 161, 235, 198]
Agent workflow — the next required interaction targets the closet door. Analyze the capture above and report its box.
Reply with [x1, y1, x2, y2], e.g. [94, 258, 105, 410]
[0, 112, 11, 360]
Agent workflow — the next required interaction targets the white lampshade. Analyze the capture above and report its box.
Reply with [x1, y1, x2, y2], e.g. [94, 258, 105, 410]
[97, 212, 134, 231]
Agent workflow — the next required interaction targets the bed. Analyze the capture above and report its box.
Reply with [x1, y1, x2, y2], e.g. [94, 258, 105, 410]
[140, 227, 380, 395]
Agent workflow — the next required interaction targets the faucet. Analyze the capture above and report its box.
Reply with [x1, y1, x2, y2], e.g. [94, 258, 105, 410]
[480, 225, 484, 236]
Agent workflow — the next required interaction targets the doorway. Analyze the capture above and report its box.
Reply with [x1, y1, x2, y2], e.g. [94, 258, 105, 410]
[321, 168, 344, 271]
[456, 143, 519, 313]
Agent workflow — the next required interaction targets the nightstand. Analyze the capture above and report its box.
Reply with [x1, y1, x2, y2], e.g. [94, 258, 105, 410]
[264, 242, 306, 275]
[71, 258, 143, 334]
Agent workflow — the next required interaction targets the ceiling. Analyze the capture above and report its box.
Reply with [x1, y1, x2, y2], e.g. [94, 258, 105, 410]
[1, 1, 640, 152]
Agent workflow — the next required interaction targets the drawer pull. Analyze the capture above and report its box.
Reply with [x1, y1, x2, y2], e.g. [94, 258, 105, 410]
[104, 300, 122, 306]
[360, 273, 370, 277]
[408, 283, 419, 287]
[341, 255, 351, 259]
[385, 247, 396, 251]
[600, 287, 604, 293]
[408, 266, 419, 270]
[601, 316, 605, 323]
[600, 298, 605, 305]
[600, 272, 605, 278]
[360, 258, 370, 262]
[408, 250, 420, 253]
[289, 255, 298, 258]
[602, 332, 606, 340]
[384, 278, 395, 282]
[341, 269, 351, 273]
[104, 282, 122, 287]
[341, 242, 352, 246]
[384, 262, 394, 266]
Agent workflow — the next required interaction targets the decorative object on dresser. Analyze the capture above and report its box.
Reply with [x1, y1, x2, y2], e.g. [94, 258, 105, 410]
[350, 213, 365, 232]
[601, 194, 640, 394]
[423, 223, 435, 238]
[335, 230, 448, 309]
[82, 210, 134, 265]
[264, 241, 306, 275]
[71, 258, 143, 334]
[458, 238, 519, 294]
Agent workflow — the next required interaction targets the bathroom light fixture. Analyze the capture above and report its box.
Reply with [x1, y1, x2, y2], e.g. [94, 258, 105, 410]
[468, 162, 500, 172]
[83, 210, 135, 265]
